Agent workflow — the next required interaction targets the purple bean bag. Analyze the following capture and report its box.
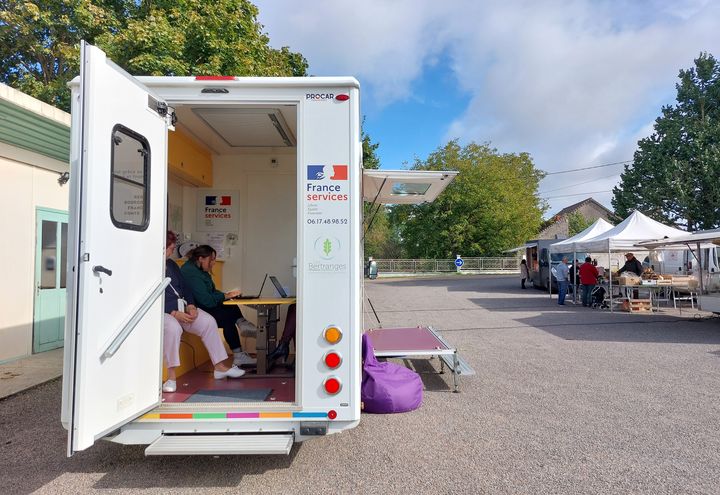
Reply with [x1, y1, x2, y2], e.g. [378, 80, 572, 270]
[361, 333, 423, 413]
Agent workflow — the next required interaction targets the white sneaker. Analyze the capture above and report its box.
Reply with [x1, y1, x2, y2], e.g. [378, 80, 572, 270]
[162, 380, 176, 393]
[214, 365, 245, 379]
[234, 351, 257, 366]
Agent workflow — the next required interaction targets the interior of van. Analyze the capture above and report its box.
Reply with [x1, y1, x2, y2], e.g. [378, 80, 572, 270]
[162, 102, 298, 406]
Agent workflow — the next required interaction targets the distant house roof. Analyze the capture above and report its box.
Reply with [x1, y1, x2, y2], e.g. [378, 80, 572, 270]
[537, 197, 617, 239]
[552, 197, 615, 220]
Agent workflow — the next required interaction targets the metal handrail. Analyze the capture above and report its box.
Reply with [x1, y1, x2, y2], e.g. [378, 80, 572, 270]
[101, 277, 171, 361]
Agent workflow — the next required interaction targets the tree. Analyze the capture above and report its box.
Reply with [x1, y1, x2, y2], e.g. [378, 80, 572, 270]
[0, 0, 126, 109]
[567, 211, 592, 236]
[0, 0, 307, 112]
[612, 52, 720, 230]
[389, 140, 546, 258]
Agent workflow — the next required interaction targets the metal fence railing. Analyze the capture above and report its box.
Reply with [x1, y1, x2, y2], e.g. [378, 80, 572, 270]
[373, 257, 520, 274]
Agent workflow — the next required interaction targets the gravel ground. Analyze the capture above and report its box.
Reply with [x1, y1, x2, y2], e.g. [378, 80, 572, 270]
[1, 275, 719, 494]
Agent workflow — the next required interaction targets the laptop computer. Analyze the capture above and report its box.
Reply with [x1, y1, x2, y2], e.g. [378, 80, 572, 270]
[232, 273, 268, 299]
[269, 276, 293, 298]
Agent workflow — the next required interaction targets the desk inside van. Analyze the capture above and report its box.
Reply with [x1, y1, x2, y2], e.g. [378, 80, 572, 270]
[225, 297, 296, 374]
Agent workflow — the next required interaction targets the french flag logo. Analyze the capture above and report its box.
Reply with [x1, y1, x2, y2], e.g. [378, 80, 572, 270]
[307, 165, 348, 180]
[307, 165, 326, 180]
[205, 196, 231, 205]
[330, 165, 348, 180]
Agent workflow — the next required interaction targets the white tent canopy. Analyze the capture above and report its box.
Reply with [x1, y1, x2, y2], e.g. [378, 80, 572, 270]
[635, 228, 720, 249]
[574, 211, 687, 253]
[549, 218, 614, 253]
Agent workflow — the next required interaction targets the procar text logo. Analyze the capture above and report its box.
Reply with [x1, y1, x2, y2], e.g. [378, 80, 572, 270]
[306, 93, 334, 101]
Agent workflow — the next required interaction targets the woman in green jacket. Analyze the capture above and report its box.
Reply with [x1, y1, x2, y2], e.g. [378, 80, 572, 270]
[180, 245, 256, 367]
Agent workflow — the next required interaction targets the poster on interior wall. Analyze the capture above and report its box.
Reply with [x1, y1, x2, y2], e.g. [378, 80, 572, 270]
[203, 232, 227, 260]
[196, 189, 239, 232]
[169, 205, 183, 234]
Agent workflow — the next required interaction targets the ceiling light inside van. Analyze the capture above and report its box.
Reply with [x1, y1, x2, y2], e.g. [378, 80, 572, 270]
[192, 107, 297, 147]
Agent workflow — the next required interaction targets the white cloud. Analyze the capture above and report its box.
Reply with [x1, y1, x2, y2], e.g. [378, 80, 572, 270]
[255, 0, 720, 213]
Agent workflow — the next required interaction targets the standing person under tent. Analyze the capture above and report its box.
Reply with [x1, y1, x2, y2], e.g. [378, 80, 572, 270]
[618, 252, 643, 276]
[555, 257, 570, 305]
[617, 252, 643, 299]
[181, 245, 257, 367]
[579, 256, 600, 307]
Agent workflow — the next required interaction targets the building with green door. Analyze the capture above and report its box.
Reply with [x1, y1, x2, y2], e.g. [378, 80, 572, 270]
[0, 83, 70, 362]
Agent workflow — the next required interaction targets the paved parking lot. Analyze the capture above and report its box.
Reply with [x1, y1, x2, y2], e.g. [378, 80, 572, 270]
[2, 275, 719, 494]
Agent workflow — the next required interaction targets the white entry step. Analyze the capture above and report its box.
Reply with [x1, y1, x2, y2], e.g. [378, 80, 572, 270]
[145, 434, 294, 456]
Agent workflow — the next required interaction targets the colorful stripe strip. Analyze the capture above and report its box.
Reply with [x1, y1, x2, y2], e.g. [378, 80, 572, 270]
[260, 412, 293, 419]
[293, 412, 328, 418]
[140, 411, 329, 421]
[227, 412, 259, 419]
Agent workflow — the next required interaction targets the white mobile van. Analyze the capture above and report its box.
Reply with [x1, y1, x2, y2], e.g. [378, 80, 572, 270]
[61, 43, 456, 456]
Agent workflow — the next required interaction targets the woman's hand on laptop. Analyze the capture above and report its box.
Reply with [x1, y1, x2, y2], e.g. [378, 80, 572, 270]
[225, 290, 242, 300]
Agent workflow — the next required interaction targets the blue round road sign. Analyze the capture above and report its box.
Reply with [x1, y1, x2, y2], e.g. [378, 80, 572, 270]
[455, 258, 464, 267]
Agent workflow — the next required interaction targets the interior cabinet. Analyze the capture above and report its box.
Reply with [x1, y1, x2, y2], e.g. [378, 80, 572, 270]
[168, 129, 213, 186]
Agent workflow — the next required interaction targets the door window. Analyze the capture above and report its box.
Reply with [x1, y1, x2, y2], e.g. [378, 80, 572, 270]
[40, 220, 58, 288]
[60, 222, 68, 288]
[110, 125, 150, 230]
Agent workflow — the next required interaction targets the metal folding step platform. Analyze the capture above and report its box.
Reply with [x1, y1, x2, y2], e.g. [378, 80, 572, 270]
[145, 433, 294, 456]
[366, 326, 475, 393]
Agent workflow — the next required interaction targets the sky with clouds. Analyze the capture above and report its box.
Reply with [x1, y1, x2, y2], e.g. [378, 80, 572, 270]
[255, 0, 720, 217]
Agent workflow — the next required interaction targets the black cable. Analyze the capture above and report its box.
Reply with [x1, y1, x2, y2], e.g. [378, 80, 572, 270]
[543, 160, 632, 176]
[366, 297, 382, 328]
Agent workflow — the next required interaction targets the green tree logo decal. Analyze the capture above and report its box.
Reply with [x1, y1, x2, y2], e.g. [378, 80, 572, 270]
[323, 238, 333, 256]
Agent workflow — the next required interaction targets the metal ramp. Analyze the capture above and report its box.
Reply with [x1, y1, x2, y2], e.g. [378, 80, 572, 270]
[366, 326, 475, 392]
[145, 433, 294, 456]
[439, 353, 475, 376]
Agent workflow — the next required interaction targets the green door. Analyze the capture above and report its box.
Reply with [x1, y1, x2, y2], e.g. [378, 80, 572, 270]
[33, 208, 68, 353]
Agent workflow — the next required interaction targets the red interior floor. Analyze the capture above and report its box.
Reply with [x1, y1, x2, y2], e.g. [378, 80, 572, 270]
[162, 360, 295, 403]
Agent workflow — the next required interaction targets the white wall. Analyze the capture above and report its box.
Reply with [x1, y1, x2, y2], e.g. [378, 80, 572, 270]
[0, 149, 69, 361]
[167, 178, 184, 234]
[172, 151, 296, 329]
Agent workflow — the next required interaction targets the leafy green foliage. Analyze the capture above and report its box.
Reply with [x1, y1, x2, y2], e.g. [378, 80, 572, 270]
[612, 52, 720, 230]
[0, 0, 307, 111]
[0, 0, 126, 109]
[361, 118, 380, 171]
[389, 140, 546, 258]
[567, 211, 593, 236]
[99, 0, 308, 78]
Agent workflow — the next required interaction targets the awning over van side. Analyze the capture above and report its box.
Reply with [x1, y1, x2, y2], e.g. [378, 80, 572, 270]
[636, 229, 720, 249]
[504, 243, 537, 253]
[362, 170, 458, 205]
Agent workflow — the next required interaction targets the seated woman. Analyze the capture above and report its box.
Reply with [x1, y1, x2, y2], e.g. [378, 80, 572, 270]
[163, 232, 243, 393]
[180, 244, 256, 367]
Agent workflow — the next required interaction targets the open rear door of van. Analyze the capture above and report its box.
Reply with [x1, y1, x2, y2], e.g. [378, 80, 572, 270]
[362, 170, 458, 205]
[63, 42, 169, 455]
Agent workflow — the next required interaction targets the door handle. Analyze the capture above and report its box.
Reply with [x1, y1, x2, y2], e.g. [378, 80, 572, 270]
[93, 265, 113, 276]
